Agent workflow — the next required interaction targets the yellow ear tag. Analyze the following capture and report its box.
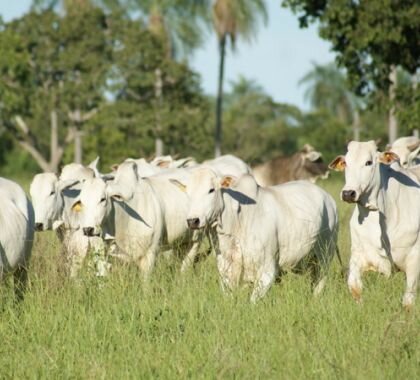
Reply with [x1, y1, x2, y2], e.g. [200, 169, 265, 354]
[72, 202, 83, 212]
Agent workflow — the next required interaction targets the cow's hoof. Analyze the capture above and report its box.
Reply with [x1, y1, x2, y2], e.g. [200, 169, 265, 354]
[350, 287, 362, 304]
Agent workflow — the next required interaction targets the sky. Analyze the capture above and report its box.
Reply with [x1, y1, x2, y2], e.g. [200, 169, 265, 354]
[0, 1, 336, 110]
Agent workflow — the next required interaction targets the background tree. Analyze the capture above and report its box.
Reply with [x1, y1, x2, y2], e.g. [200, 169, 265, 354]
[210, 0, 268, 157]
[0, 8, 110, 171]
[299, 62, 363, 140]
[282, 0, 420, 140]
[223, 76, 300, 162]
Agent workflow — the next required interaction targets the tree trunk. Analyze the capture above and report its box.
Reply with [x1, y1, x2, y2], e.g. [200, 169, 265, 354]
[71, 109, 83, 164]
[50, 110, 61, 172]
[154, 68, 164, 156]
[215, 34, 226, 158]
[352, 109, 361, 141]
[388, 66, 398, 144]
[74, 130, 83, 164]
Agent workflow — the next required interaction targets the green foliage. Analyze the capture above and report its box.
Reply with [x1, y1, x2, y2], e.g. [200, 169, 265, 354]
[0, 6, 211, 172]
[282, 0, 420, 95]
[223, 77, 300, 162]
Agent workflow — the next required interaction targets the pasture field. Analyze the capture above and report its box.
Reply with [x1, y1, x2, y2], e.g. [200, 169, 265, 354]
[0, 175, 419, 379]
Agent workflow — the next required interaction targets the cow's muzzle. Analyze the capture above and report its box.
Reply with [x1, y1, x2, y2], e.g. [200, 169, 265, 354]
[187, 218, 200, 230]
[35, 223, 44, 231]
[341, 190, 357, 203]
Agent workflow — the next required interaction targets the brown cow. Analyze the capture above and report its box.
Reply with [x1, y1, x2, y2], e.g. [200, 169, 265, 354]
[252, 144, 329, 186]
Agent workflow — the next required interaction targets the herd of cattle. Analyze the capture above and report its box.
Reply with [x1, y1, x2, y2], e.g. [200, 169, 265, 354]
[1, 136, 420, 308]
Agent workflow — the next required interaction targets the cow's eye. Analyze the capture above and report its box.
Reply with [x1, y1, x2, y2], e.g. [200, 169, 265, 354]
[365, 160, 373, 166]
[208, 188, 215, 194]
[100, 198, 106, 203]
[50, 191, 55, 196]
[403, 161, 408, 166]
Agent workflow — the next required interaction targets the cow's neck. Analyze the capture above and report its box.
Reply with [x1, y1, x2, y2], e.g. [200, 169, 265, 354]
[359, 164, 400, 216]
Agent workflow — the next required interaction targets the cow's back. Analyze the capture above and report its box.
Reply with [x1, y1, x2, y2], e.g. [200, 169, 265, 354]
[0, 178, 34, 272]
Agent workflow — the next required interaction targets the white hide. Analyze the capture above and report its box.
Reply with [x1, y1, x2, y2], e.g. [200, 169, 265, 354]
[0, 177, 34, 297]
[77, 161, 201, 275]
[331, 140, 420, 308]
[184, 168, 338, 302]
[389, 136, 420, 168]
[203, 154, 252, 178]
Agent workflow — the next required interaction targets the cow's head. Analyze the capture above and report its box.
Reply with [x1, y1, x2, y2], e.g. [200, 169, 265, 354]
[73, 177, 109, 237]
[171, 167, 236, 230]
[389, 138, 420, 168]
[105, 161, 140, 203]
[329, 140, 399, 209]
[30, 173, 79, 231]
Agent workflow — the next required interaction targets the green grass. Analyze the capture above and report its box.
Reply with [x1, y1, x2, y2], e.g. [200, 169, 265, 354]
[0, 175, 419, 379]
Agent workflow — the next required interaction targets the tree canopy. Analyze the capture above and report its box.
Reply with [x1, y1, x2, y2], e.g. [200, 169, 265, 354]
[282, 0, 420, 95]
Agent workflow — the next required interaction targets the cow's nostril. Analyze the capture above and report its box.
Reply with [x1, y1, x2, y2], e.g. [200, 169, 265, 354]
[342, 190, 357, 202]
[83, 227, 94, 236]
[187, 218, 200, 229]
[35, 223, 43, 231]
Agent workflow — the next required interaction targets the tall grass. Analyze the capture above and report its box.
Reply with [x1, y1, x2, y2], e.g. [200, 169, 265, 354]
[0, 175, 418, 379]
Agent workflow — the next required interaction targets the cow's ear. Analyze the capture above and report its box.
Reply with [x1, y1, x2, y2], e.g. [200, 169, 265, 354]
[156, 160, 170, 168]
[71, 200, 83, 212]
[378, 151, 399, 165]
[328, 156, 346, 171]
[306, 151, 322, 162]
[169, 179, 187, 192]
[58, 179, 79, 192]
[110, 164, 119, 172]
[407, 141, 420, 152]
[220, 175, 236, 188]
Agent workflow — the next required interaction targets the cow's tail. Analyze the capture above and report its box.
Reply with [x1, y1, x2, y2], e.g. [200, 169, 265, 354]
[335, 246, 347, 278]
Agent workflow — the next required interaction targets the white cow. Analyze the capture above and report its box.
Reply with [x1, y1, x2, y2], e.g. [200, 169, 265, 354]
[173, 168, 338, 302]
[75, 161, 202, 276]
[30, 161, 108, 277]
[150, 155, 197, 169]
[30, 173, 79, 232]
[0, 177, 34, 299]
[388, 136, 420, 168]
[329, 140, 420, 309]
[203, 154, 252, 177]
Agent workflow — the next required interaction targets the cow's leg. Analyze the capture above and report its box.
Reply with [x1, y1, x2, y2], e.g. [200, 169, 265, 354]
[348, 255, 363, 303]
[402, 252, 420, 310]
[180, 242, 200, 272]
[137, 247, 158, 279]
[250, 267, 276, 303]
[14, 265, 28, 302]
[216, 237, 242, 294]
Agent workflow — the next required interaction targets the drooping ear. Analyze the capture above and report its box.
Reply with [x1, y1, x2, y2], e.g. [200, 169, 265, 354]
[328, 156, 346, 171]
[71, 200, 83, 213]
[220, 175, 237, 188]
[132, 162, 139, 180]
[156, 160, 170, 168]
[407, 141, 420, 152]
[306, 150, 322, 162]
[106, 186, 126, 202]
[58, 179, 80, 192]
[102, 173, 115, 182]
[378, 151, 400, 165]
[169, 179, 187, 192]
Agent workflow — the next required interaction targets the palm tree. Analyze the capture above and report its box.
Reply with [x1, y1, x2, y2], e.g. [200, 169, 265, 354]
[210, 0, 268, 157]
[299, 62, 364, 140]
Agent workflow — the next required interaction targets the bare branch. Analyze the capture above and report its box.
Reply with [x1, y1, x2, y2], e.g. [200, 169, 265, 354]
[15, 116, 30, 134]
[68, 108, 98, 123]
[16, 140, 51, 172]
